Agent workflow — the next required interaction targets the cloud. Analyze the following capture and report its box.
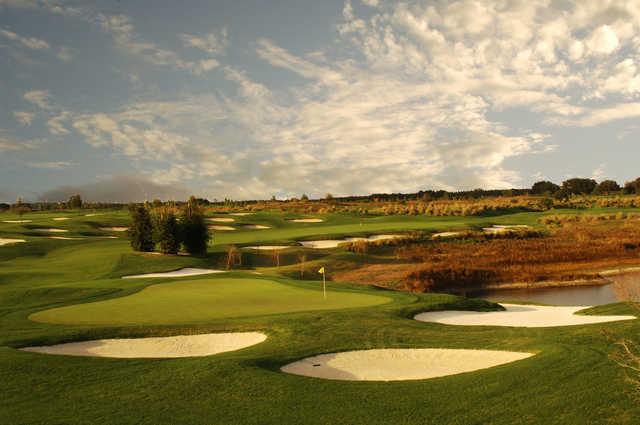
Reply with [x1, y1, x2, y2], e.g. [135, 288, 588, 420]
[585, 25, 619, 55]
[23, 90, 52, 109]
[13, 111, 35, 126]
[47, 112, 70, 135]
[38, 175, 193, 202]
[181, 29, 228, 55]
[0, 133, 36, 152]
[27, 161, 70, 170]
[0, 28, 49, 50]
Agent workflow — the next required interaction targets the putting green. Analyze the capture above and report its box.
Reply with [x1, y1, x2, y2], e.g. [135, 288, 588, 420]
[30, 278, 390, 326]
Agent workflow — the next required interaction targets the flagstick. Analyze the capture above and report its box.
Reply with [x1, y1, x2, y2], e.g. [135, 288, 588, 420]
[322, 272, 326, 299]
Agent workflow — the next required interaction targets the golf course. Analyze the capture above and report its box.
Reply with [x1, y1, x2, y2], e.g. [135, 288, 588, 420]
[2, 207, 640, 424]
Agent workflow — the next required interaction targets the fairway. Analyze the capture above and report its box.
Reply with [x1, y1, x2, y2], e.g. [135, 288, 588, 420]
[30, 278, 391, 326]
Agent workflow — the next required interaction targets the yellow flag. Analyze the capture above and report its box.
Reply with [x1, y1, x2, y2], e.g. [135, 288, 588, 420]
[318, 267, 325, 274]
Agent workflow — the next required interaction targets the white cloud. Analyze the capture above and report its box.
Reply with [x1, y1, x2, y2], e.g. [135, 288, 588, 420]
[13, 111, 35, 126]
[47, 112, 70, 135]
[585, 25, 619, 55]
[0, 133, 36, 152]
[27, 161, 71, 170]
[23, 90, 52, 109]
[0, 28, 49, 50]
[181, 29, 228, 55]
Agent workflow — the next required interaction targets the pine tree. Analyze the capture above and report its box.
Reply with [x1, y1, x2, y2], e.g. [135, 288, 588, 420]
[128, 204, 154, 252]
[180, 196, 210, 255]
[153, 207, 180, 254]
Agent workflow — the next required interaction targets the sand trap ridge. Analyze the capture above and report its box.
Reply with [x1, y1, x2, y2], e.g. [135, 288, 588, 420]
[100, 227, 129, 232]
[432, 231, 463, 239]
[243, 224, 271, 229]
[122, 268, 225, 279]
[21, 332, 267, 358]
[209, 225, 236, 231]
[300, 234, 402, 249]
[415, 304, 636, 327]
[289, 218, 324, 223]
[244, 245, 292, 250]
[3, 220, 32, 223]
[282, 348, 533, 381]
[0, 238, 26, 246]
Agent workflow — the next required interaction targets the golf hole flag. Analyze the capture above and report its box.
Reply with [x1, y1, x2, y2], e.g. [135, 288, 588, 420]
[318, 267, 326, 299]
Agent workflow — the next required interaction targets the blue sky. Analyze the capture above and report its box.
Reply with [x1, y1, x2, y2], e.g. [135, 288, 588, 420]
[1, 0, 639, 202]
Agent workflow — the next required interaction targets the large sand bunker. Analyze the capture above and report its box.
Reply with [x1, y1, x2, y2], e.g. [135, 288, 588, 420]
[122, 268, 225, 279]
[209, 217, 235, 222]
[209, 225, 235, 231]
[53, 217, 70, 221]
[44, 228, 68, 233]
[0, 238, 26, 246]
[21, 332, 267, 358]
[49, 236, 84, 240]
[289, 218, 324, 223]
[432, 231, 463, 239]
[100, 227, 129, 232]
[230, 212, 254, 216]
[282, 348, 533, 381]
[415, 304, 636, 327]
[483, 225, 530, 235]
[300, 234, 402, 249]
[3, 220, 32, 223]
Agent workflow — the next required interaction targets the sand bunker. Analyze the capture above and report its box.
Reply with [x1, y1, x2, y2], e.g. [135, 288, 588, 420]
[3, 220, 32, 223]
[300, 234, 402, 249]
[209, 217, 235, 222]
[289, 218, 324, 223]
[21, 332, 267, 359]
[243, 224, 271, 229]
[483, 225, 530, 234]
[44, 228, 68, 233]
[0, 238, 26, 246]
[122, 268, 225, 279]
[432, 231, 463, 239]
[49, 236, 83, 240]
[53, 217, 70, 221]
[282, 348, 533, 381]
[415, 304, 636, 328]
[230, 212, 254, 216]
[244, 245, 292, 251]
[209, 225, 235, 231]
[100, 227, 129, 232]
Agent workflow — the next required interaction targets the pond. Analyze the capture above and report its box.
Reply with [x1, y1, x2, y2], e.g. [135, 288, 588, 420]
[469, 273, 640, 306]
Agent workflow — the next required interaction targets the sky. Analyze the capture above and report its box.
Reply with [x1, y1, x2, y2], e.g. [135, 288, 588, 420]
[0, 0, 639, 202]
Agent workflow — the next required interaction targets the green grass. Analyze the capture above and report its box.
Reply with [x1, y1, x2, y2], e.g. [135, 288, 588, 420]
[30, 277, 391, 326]
[2, 208, 640, 424]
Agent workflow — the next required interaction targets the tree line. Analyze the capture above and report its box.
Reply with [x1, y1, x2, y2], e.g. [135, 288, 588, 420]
[531, 177, 640, 198]
[129, 196, 210, 255]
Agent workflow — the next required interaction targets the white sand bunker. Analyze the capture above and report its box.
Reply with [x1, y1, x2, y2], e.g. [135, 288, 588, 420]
[300, 234, 402, 249]
[53, 217, 70, 221]
[209, 225, 235, 231]
[483, 225, 530, 234]
[243, 224, 271, 229]
[100, 227, 129, 232]
[21, 332, 267, 359]
[289, 218, 324, 223]
[3, 220, 32, 223]
[244, 245, 292, 251]
[49, 236, 83, 240]
[0, 238, 26, 246]
[209, 217, 235, 222]
[230, 212, 254, 216]
[44, 228, 68, 233]
[432, 231, 463, 239]
[415, 304, 636, 328]
[282, 348, 533, 381]
[122, 268, 225, 279]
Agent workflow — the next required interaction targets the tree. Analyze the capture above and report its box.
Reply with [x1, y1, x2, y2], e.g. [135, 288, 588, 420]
[325, 193, 334, 201]
[624, 178, 640, 194]
[11, 198, 30, 217]
[300, 194, 309, 201]
[594, 180, 621, 194]
[67, 194, 83, 209]
[531, 181, 560, 195]
[561, 178, 597, 195]
[129, 204, 154, 252]
[554, 188, 570, 201]
[180, 196, 210, 255]
[153, 207, 180, 254]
